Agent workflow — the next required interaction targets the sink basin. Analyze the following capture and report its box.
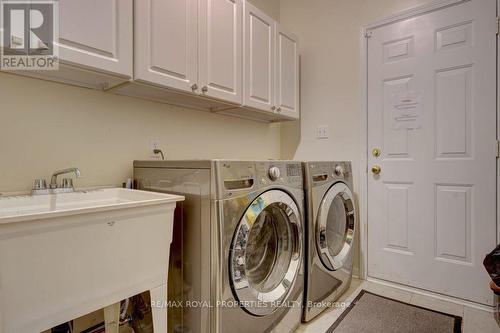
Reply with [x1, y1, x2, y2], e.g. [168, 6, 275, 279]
[0, 188, 182, 224]
[0, 188, 184, 333]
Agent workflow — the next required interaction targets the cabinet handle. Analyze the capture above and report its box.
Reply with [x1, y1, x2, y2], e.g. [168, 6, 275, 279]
[277, 107, 282, 112]
[201, 86, 208, 93]
[271, 106, 276, 111]
[191, 84, 198, 91]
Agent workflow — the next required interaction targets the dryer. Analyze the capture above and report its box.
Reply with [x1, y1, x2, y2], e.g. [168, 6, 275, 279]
[134, 160, 304, 333]
[302, 161, 356, 322]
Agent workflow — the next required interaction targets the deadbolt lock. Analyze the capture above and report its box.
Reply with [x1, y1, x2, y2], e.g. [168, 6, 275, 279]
[372, 148, 381, 157]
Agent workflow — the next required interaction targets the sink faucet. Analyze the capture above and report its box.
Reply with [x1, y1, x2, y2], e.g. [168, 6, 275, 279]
[32, 167, 82, 195]
[50, 168, 81, 189]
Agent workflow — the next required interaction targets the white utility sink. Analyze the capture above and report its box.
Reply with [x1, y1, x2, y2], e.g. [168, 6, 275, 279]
[0, 188, 184, 333]
[0, 188, 182, 224]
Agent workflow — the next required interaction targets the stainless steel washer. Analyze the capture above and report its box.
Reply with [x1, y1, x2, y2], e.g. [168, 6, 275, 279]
[302, 161, 356, 322]
[134, 160, 304, 333]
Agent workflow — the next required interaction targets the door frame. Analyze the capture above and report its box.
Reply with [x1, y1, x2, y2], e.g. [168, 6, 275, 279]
[358, 0, 498, 281]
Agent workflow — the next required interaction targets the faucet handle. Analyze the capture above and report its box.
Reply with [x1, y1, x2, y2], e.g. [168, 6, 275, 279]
[61, 178, 73, 189]
[33, 179, 47, 190]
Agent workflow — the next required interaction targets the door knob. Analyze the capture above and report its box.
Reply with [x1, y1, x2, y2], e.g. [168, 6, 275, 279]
[372, 148, 381, 157]
[371, 165, 381, 175]
[191, 83, 198, 91]
[201, 86, 208, 93]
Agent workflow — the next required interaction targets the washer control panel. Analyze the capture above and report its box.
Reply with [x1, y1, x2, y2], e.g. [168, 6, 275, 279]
[255, 161, 302, 188]
[286, 164, 301, 177]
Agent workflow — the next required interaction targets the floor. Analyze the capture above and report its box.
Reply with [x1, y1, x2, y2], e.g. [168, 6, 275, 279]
[297, 278, 499, 333]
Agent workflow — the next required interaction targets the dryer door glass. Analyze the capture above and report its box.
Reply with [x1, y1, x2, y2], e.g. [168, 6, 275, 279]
[316, 182, 355, 271]
[230, 190, 302, 316]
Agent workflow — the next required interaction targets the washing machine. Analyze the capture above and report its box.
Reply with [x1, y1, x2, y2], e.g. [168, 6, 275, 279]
[134, 160, 304, 333]
[302, 161, 356, 322]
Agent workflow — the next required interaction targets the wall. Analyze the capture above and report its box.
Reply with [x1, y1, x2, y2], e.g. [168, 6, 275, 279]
[0, 73, 281, 193]
[0, 0, 281, 194]
[249, 0, 280, 20]
[279, 0, 435, 274]
[280, 0, 434, 189]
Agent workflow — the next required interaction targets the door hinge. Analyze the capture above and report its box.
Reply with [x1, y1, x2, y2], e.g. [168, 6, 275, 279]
[497, 140, 500, 158]
[364, 30, 373, 39]
[496, 17, 500, 35]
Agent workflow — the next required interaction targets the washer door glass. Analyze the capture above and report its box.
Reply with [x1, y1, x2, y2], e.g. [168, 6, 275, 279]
[316, 182, 355, 271]
[230, 190, 302, 316]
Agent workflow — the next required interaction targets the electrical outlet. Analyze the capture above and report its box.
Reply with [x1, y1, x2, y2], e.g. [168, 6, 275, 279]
[316, 126, 329, 139]
[149, 138, 161, 159]
[149, 138, 161, 151]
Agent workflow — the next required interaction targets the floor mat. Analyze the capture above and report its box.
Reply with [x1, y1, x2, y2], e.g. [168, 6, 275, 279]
[328, 290, 462, 333]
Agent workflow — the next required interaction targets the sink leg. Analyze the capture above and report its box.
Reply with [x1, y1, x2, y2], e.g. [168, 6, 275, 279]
[150, 284, 167, 333]
[104, 302, 121, 333]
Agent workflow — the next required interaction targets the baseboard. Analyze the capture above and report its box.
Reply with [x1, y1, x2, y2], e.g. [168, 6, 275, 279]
[366, 277, 494, 313]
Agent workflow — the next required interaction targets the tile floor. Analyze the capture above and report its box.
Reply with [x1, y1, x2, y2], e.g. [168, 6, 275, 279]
[297, 278, 499, 333]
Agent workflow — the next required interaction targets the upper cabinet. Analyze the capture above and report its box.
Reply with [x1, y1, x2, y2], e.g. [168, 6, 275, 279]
[134, 0, 198, 93]
[115, 0, 240, 111]
[243, 2, 275, 112]
[199, 0, 243, 104]
[4, 0, 298, 122]
[275, 25, 299, 119]
[7, 0, 133, 90]
[58, 0, 133, 77]
[234, 1, 299, 121]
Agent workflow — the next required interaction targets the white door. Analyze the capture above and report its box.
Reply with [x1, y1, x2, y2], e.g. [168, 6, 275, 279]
[199, 0, 242, 104]
[135, 0, 198, 93]
[275, 24, 299, 119]
[243, 1, 275, 113]
[367, 0, 497, 305]
[57, 0, 132, 77]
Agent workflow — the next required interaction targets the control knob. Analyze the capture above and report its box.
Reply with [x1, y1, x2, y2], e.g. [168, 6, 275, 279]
[335, 165, 346, 176]
[268, 167, 281, 181]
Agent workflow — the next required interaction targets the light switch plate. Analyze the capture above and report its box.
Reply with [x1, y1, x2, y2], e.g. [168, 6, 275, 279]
[316, 126, 329, 139]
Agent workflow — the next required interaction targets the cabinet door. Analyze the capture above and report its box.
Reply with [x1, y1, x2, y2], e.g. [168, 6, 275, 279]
[199, 0, 242, 105]
[243, 2, 275, 113]
[275, 25, 299, 119]
[58, 0, 133, 77]
[135, 0, 198, 93]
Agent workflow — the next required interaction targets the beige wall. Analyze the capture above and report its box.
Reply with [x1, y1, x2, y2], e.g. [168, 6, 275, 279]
[249, 0, 280, 20]
[280, 0, 434, 191]
[0, 0, 281, 194]
[0, 73, 281, 193]
[0, 0, 436, 194]
[279, 0, 434, 273]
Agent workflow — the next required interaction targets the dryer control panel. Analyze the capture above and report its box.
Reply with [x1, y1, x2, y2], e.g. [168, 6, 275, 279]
[304, 161, 353, 189]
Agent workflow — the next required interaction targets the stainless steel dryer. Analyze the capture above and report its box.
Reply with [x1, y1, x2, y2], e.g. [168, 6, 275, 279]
[134, 160, 304, 333]
[302, 161, 356, 322]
